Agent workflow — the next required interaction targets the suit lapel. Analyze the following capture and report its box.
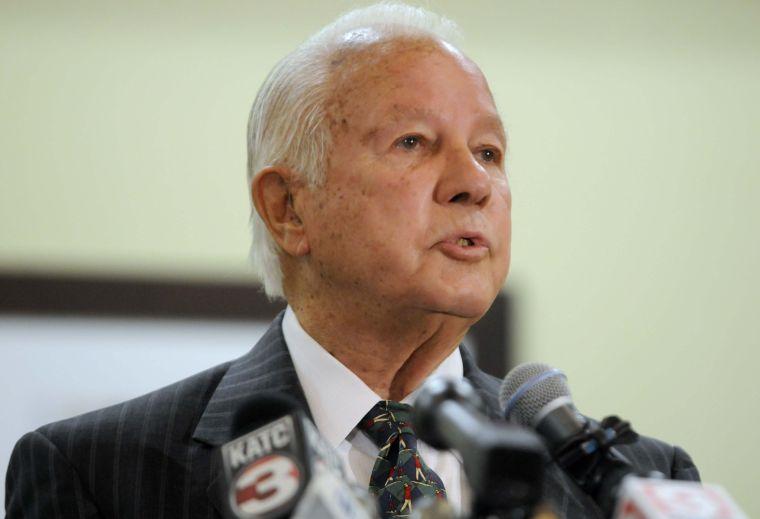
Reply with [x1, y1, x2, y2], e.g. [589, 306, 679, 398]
[460, 344, 504, 420]
[192, 311, 309, 517]
[192, 311, 310, 447]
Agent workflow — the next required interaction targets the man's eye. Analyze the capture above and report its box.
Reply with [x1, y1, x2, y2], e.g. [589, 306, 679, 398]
[479, 148, 500, 163]
[397, 135, 422, 150]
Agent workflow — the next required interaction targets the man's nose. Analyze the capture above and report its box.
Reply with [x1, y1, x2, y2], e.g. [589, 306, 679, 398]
[434, 146, 492, 207]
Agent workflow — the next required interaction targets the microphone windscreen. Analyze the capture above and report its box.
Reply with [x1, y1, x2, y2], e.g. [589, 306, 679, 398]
[498, 362, 571, 426]
[231, 392, 303, 433]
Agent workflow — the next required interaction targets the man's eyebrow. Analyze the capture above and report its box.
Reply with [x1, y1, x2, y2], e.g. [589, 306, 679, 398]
[359, 106, 507, 146]
[359, 106, 437, 144]
[477, 113, 508, 148]
[388, 105, 439, 121]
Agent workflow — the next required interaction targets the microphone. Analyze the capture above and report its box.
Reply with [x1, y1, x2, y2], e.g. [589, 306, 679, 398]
[500, 363, 750, 519]
[613, 477, 748, 519]
[218, 393, 377, 519]
[498, 363, 651, 517]
[291, 468, 379, 519]
[413, 378, 547, 518]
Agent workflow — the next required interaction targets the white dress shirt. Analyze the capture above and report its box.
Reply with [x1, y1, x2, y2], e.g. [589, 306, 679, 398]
[281, 306, 469, 514]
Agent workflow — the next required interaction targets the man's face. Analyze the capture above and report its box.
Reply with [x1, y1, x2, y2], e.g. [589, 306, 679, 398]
[300, 40, 511, 319]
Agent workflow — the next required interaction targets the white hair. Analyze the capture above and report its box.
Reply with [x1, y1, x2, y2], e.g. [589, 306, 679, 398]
[247, 2, 463, 299]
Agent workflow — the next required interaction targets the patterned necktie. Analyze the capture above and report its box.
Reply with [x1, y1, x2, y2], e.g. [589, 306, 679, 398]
[358, 400, 447, 517]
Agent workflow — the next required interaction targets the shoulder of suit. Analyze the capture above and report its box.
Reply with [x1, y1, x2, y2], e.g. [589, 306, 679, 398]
[613, 433, 700, 481]
[36, 360, 232, 455]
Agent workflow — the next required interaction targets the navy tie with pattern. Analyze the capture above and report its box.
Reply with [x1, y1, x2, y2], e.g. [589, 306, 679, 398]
[358, 400, 447, 517]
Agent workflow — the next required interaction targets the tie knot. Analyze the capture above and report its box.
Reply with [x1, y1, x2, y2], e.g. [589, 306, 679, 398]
[359, 400, 416, 449]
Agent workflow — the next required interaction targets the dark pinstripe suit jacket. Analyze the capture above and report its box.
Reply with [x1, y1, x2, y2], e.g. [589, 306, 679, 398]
[5, 312, 699, 518]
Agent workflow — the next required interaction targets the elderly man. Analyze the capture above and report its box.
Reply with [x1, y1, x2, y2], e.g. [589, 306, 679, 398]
[5, 3, 698, 519]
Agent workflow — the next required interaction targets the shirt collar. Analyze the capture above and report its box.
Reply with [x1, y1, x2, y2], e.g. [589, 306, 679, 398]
[282, 305, 464, 448]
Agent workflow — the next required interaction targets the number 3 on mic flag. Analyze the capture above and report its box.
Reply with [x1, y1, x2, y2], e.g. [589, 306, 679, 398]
[231, 454, 302, 517]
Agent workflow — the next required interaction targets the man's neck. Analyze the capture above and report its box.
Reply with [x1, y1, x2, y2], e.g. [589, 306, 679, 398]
[289, 295, 473, 400]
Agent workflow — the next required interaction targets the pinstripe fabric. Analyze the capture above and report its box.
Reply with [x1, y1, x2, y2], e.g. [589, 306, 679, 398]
[5, 311, 699, 518]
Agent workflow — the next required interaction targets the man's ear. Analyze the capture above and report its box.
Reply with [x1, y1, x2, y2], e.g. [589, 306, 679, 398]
[251, 167, 310, 257]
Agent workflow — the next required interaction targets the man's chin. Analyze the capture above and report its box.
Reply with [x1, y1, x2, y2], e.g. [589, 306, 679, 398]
[422, 289, 497, 321]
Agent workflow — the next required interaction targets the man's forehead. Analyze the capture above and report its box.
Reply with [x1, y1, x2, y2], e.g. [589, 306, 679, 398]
[387, 103, 503, 125]
[387, 105, 439, 122]
[326, 36, 504, 141]
[328, 35, 465, 91]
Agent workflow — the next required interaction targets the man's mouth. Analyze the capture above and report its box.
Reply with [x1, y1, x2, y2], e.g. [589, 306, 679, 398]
[436, 233, 489, 261]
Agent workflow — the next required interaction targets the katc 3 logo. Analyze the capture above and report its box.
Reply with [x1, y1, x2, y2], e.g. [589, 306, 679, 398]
[231, 453, 302, 517]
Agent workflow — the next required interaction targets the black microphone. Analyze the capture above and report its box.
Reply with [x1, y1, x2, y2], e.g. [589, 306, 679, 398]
[498, 363, 655, 518]
[218, 393, 376, 519]
[413, 378, 546, 519]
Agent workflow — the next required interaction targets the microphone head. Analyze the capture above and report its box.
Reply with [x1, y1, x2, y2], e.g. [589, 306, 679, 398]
[231, 392, 303, 434]
[413, 377, 484, 449]
[220, 394, 314, 519]
[499, 362, 571, 427]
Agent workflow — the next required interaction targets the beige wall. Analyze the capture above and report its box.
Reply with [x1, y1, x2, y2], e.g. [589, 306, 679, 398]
[2, 1, 758, 515]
